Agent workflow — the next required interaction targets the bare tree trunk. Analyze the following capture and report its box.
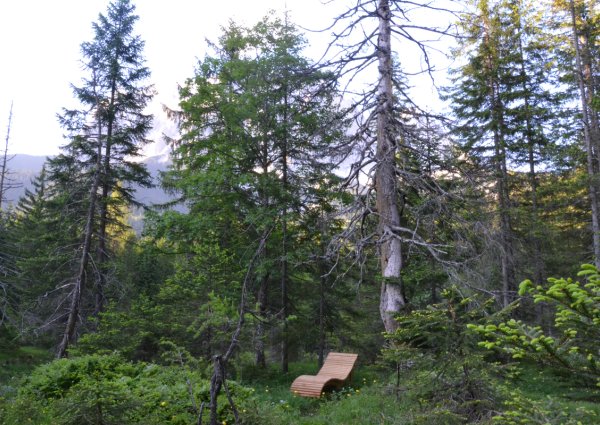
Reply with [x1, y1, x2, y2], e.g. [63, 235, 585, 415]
[376, 0, 405, 333]
[0, 102, 15, 210]
[570, 0, 600, 267]
[208, 230, 270, 425]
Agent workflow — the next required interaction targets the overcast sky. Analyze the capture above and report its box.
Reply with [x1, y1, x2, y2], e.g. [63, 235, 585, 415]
[0, 0, 344, 157]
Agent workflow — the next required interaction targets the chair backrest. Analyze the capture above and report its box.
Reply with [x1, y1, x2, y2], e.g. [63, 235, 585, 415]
[317, 352, 358, 380]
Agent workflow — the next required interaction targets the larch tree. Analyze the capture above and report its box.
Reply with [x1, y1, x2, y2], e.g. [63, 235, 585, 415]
[55, 0, 153, 358]
[162, 14, 347, 372]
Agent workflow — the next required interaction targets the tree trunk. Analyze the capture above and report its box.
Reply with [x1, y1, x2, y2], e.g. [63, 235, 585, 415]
[0, 102, 13, 210]
[376, 0, 405, 333]
[255, 272, 268, 368]
[209, 355, 224, 425]
[57, 121, 103, 358]
[569, 0, 600, 267]
[482, 6, 515, 307]
[497, 141, 515, 307]
[491, 79, 514, 307]
[95, 80, 117, 317]
[318, 212, 327, 368]
[280, 60, 290, 373]
[515, 11, 545, 288]
[318, 271, 326, 368]
[255, 135, 270, 368]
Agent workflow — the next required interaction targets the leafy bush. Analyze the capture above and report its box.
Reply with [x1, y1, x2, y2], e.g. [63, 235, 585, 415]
[0, 353, 255, 425]
[469, 264, 600, 387]
[384, 287, 502, 423]
[468, 264, 600, 424]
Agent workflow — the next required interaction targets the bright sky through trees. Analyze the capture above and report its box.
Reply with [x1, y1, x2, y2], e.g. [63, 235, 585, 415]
[0, 0, 339, 156]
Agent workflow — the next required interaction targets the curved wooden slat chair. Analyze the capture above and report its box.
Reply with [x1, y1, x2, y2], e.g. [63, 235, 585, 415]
[290, 352, 358, 398]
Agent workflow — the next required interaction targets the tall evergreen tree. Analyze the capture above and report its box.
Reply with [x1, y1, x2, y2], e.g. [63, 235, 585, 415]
[162, 14, 347, 371]
[444, 0, 563, 305]
[561, 0, 600, 265]
[52, 0, 153, 357]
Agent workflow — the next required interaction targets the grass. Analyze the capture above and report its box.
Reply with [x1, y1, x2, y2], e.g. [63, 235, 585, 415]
[234, 359, 421, 424]
[2, 349, 600, 424]
[232, 358, 600, 425]
[511, 362, 600, 416]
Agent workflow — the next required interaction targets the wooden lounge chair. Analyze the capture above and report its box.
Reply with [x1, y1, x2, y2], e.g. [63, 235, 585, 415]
[290, 352, 358, 398]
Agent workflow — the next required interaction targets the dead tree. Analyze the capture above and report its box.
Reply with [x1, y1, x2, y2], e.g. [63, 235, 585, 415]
[56, 80, 104, 358]
[0, 102, 21, 210]
[322, 0, 461, 332]
[206, 228, 271, 425]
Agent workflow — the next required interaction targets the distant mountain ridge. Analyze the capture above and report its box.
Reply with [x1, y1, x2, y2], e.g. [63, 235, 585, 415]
[2, 155, 175, 229]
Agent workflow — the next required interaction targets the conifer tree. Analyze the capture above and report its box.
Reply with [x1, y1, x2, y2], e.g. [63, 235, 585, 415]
[162, 14, 347, 371]
[562, 0, 600, 265]
[446, 0, 551, 305]
[52, 0, 153, 357]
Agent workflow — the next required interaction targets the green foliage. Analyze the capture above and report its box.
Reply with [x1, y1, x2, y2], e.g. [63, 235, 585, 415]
[0, 353, 254, 425]
[469, 264, 600, 387]
[492, 391, 597, 425]
[0, 346, 51, 386]
[76, 232, 243, 362]
[384, 287, 503, 423]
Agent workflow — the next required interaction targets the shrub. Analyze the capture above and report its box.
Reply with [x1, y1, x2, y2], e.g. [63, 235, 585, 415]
[469, 264, 600, 388]
[0, 353, 254, 425]
[468, 264, 600, 424]
[384, 287, 502, 423]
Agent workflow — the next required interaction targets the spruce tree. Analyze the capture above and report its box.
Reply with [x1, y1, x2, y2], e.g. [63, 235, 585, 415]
[52, 0, 153, 357]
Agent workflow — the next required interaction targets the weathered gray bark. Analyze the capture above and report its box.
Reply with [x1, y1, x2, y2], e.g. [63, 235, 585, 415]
[375, 0, 406, 333]
[0, 102, 19, 210]
[0, 103, 12, 211]
[208, 230, 270, 425]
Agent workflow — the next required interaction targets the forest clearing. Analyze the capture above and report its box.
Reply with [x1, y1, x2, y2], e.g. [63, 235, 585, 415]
[1, 0, 600, 423]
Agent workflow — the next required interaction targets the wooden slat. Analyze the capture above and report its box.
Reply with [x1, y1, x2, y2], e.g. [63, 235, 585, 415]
[290, 352, 358, 398]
